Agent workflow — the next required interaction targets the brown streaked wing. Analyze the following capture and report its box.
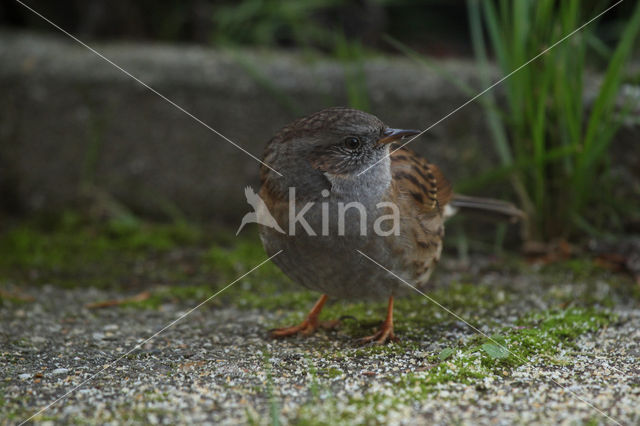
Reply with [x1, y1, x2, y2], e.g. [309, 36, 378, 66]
[389, 144, 452, 213]
[387, 144, 451, 286]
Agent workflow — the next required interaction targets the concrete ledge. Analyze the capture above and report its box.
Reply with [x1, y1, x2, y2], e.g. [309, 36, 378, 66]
[0, 31, 638, 224]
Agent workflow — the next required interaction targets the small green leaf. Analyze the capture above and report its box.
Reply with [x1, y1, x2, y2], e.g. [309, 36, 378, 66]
[438, 347, 455, 361]
[481, 342, 509, 359]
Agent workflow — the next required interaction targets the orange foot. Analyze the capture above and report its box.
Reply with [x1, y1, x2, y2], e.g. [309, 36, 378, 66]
[270, 318, 339, 338]
[357, 296, 399, 345]
[270, 294, 339, 339]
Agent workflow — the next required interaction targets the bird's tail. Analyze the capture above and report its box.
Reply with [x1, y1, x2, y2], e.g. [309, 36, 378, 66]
[448, 194, 525, 223]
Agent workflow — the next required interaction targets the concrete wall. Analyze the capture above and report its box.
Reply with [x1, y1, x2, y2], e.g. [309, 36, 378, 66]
[1, 31, 638, 225]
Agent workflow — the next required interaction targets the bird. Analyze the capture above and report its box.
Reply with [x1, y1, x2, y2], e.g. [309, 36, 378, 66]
[258, 107, 522, 344]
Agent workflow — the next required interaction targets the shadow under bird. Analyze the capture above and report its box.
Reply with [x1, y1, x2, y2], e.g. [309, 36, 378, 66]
[258, 107, 523, 344]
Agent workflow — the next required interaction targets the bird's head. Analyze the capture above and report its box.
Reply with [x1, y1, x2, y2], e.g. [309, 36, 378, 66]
[262, 107, 419, 194]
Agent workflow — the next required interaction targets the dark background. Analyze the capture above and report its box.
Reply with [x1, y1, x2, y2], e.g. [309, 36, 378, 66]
[1, 0, 639, 246]
[1, 0, 634, 56]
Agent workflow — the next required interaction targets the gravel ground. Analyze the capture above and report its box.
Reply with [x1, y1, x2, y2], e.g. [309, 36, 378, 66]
[1, 272, 639, 425]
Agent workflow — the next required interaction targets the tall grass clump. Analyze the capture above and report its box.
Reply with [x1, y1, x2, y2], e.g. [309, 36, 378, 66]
[467, 0, 640, 241]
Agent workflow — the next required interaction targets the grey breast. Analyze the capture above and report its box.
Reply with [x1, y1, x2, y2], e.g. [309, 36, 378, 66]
[259, 194, 409, 300]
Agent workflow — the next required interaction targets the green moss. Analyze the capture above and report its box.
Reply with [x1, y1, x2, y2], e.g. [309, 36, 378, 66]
[321, 367, 343, 379]
[206, 238, 276, 278]
[0, 213, 210, 290]
[292, 306, 614, 423]
[407, 307, 616, 375]
[447, 307, 611, 371]
[0, 213, 200, 269]
[511, 307, 615, 355]
[3, 212, 633, 308]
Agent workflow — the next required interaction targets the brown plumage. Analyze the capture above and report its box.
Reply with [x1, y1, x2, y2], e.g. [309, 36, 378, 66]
[384, 144, 452, 287]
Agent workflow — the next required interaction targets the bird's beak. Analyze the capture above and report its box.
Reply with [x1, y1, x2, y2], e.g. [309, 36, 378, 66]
[376, 128, 421, 146]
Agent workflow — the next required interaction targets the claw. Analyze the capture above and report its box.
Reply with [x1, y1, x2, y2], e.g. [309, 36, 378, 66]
[270, 318, 339, 338]
[356, 296, 398, 345]
[270, 320, 317, 338]
[270, 295, 339, 339]
[356, 327, 398, 345]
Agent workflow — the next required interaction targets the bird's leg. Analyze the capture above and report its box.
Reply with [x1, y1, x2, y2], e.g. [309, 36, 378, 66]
[357, 296, 398, 345]
[270, 294, 338, 338]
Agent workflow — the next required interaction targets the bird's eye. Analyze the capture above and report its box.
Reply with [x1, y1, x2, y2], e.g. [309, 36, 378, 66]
[344, 136, 361, 150]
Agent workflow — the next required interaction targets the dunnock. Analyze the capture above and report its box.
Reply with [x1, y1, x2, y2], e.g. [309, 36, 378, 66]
[258, 107, 521, 344]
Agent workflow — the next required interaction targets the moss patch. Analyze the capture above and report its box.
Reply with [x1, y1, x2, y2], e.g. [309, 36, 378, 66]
[3, 213, 634, 309]
[1, 212, 200, 268]
[292, 307, 615, 424]
[0, 212, 205, 290]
